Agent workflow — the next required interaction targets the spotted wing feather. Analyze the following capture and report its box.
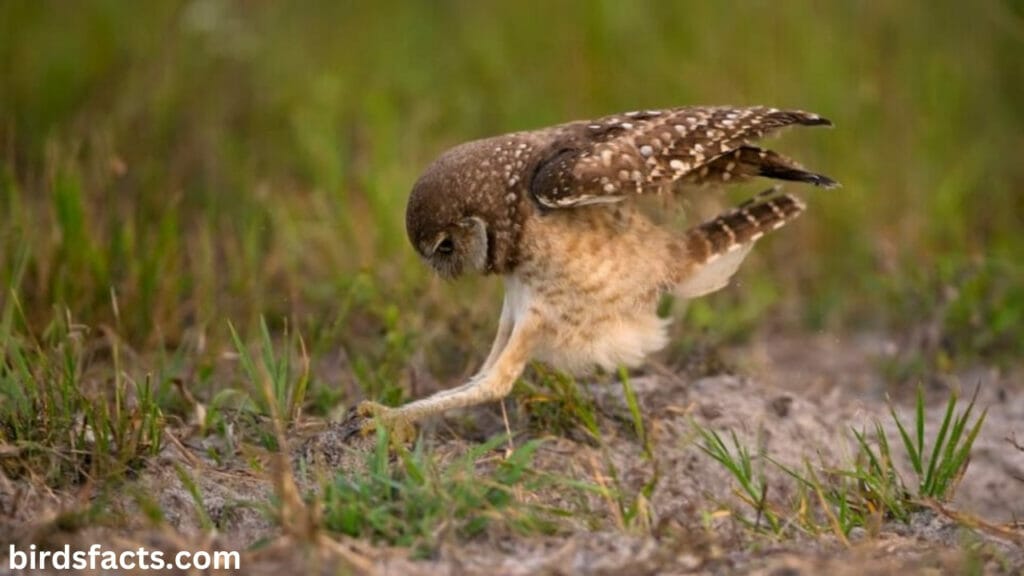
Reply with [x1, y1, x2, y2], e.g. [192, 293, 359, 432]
[530, 106, 834, 209]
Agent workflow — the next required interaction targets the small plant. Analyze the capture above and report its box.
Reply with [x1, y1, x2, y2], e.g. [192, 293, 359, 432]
[695, 386, 987, 539]
[228, 317, 310, 431]
[695, 426, 782, 533]
[340, 290, 417, 408]
[888, 384, 987, 501]
[319, 429, 557, 555]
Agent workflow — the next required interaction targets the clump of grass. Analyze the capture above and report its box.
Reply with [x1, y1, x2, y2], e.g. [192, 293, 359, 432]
[885, 384, 987, 501]
[319, 430, 557, 556]
[224, 316, 310, 451]
[569, 452, 658, 535]
[516, 367, 659, 534]
[228, 317, 309, 425]
[591, 460, 660, 535]
[695, 427, 781, 533]
[695, 385, 987, 539]
[514, 366, 600, 440]
[0, 295, 164, 486]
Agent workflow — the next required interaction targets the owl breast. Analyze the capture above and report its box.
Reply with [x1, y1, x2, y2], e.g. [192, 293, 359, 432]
[538, 304, 670, 374]
[510, 204, 678, 374]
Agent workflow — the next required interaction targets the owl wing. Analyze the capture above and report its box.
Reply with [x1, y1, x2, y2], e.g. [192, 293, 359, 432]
[529, 106, 837, 209]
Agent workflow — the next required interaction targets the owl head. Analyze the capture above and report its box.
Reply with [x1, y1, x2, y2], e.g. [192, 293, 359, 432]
[405, 154, 491, 280]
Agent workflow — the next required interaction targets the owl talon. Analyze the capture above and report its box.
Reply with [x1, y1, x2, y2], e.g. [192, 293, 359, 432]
[339, 401, 416, 445]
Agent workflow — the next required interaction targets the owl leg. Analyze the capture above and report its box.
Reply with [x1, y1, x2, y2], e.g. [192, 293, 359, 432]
[347, 307, 537, 443]
[480, 293, 514, 372]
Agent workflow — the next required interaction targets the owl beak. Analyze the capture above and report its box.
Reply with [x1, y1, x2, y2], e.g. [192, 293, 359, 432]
[428, 235, 448, 257]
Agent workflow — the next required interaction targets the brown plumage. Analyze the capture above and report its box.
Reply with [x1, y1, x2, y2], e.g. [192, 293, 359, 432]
[350, 105, 836, 438]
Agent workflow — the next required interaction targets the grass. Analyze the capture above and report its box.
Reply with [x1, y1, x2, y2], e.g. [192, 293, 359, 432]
[514, 366, 601, 441]
[695, 385, 988, 539]
[696, 427, 781, 533]
[228, 317, 309, 430]
[319, 430, 558, 556]
[174, 462, 215, 531]
[514, 366, 660, 534]
[886, 385, 987, 501]
[0, 296, 164, 487]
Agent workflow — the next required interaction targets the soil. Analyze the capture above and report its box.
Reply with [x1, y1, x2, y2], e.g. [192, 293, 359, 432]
[2, 334, 1022, 575]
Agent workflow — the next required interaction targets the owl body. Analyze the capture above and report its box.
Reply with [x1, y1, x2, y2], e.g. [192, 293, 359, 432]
[355, 105, 836, 432]
[514, 203, 677, 373]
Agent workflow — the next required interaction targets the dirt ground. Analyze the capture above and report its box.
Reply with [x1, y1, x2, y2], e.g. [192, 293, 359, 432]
[2, 334, 1022, 575]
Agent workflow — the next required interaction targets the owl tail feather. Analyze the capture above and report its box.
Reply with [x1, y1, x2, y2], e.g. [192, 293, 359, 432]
[684, 145, 839, 189]
[675, 188, 805, 298]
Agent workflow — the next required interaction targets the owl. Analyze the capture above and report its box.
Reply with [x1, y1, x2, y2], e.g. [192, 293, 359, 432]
[346, 105, 836, 440]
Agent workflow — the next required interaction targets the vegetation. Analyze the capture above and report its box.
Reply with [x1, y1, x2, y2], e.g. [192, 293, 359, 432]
[320, 431, 555, 556]
[0, 0, 1020, 570]
[2, 1, 1021, 357]
[695, 385, 988, 539]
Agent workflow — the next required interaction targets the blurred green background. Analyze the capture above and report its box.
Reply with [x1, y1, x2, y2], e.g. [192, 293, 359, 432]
[1, 0, 1022, 374]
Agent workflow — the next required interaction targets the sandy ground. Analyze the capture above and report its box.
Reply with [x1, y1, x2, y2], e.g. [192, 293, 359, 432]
[2, 334, 1022, 575]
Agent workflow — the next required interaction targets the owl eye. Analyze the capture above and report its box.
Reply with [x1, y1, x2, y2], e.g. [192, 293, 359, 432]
[435, 237, 455, 255]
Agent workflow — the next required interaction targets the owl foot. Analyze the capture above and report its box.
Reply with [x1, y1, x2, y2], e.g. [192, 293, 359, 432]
[338, 401, 417, 445]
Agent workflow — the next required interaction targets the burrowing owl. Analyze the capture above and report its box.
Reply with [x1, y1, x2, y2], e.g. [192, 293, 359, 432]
[348, 105, 836, 438]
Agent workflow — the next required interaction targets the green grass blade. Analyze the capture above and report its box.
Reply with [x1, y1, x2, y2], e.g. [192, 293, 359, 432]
[922, 391, 957, 495]
[618, 367, 649, 458]
[890, 400, 921, 475]
[916, 385, 925, 470]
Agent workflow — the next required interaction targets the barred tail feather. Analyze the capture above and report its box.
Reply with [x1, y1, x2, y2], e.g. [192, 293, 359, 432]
[675, 189, 806, 298]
